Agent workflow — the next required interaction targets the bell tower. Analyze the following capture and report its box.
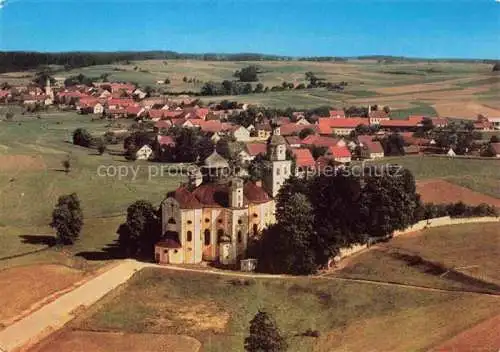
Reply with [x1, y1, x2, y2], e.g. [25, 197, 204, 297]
[229, 177, 244, 208]
[263, 126, 292, 197]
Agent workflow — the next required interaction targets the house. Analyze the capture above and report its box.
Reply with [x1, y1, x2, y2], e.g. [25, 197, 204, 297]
[255, 122, 272, 140]
[278, 123, 317, 137]
[133, 89, 147, 100]
[155, 130, 291, 265]
[431, 117, 448, 128]
[329, 110, 345, 119]
[238, 149, 253, 164]
[325, 146, 352, 163]
[447, 148, 457, 157]
[136, 145, 153, 160]
[489, 143, 500, 157]
[127, 106, 144, 118]
[302, 135, 345, 148]
[285, 136, 302, 148]
[379, 116, 423, 132]
[317, 118, 368, 136]
[244, 143, 267, 160]
[368, 110, 390, 125]
[157, 135, 176, 148]
[489, 117, 500, 130]
[291, 148, 316, 178]
[230, 126, 251, 142]
[357, 136, 384, 159]
[90, 102, 104, 115]
[404, 145, 421, 155]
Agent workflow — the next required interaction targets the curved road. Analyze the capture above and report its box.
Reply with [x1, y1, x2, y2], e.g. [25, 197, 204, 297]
[0, 260, 499, 352]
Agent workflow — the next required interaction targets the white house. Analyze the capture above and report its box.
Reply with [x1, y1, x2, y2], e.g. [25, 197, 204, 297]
[136, 145, 153, 160]
[231, 126, 251, 142]
[447, 148, 456, 157]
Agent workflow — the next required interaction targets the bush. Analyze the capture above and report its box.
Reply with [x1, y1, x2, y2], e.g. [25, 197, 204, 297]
[418, 202, 498, 220]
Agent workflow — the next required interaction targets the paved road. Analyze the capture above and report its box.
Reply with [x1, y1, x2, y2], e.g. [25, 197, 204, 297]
[0, 260, 147, 352]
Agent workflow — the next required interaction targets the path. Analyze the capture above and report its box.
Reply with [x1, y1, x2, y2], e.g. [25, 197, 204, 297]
[0, 260, 147, 352]
[1, 260, 499, 352]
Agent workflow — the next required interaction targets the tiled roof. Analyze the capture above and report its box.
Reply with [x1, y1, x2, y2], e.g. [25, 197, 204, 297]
[318, 117, 368, 134]
[358, 135, 384, 154]
[328, 146, 352, 158]
[291, 148, 316, 168]
[245, 143, 267, 156]
[302, 135, 341, 148]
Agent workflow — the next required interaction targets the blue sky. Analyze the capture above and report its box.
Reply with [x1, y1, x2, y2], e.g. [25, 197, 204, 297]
[0, 0, 499, 59]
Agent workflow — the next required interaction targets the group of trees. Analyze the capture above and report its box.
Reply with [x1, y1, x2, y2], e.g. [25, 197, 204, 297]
[416, 201, 498, 220]
[234, 66, 261, 82]
[155, 126, 213, 163]
[250, 166, 420, 275]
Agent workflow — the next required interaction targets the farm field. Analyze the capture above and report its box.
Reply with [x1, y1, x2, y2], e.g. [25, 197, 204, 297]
[366, 156, 500, 199]
[29, 331, 201, 352]
[416, 179, 500, 207]
[336, 222, 500, 288]
[54, 267, 500, 352]
[5, 59, 499, 116]
[0, 264, 87, 325]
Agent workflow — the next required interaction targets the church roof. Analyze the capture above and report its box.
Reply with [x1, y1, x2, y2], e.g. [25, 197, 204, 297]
[204, 150, 230, 169]
[168, 181, 271, 209]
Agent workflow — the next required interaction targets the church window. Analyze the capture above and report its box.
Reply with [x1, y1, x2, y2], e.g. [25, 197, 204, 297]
[276, 168, 280, 176]
[204, 229, 211, 245]
[205, 218, 210, 223]
[187, 220, 192, 225]
[168, 218, 176, 224]
[253, 224, 258, 236]
[238, 219, 242, 225]
[187, 231, 192, 242]
[237, 231, 242, 243]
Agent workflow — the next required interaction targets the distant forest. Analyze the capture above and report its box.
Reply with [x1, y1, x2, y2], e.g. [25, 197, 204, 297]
[0, 51, 498, 74]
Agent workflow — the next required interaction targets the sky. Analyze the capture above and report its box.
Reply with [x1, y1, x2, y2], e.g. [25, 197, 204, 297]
[0, 0, 499, 59]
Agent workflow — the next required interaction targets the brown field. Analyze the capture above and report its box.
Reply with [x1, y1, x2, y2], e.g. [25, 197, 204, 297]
[28, 330, 201, 352]
[0, 264, 86, 325]
[0, 155, 46, 172]
[430, 313, 500, 352]
[416, 179, 500, 207]
[433, 101, 500, 119]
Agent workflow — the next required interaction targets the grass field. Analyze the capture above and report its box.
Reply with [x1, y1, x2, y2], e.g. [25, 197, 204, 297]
[0, 112, 183, 269]
[336, 223, 500, 290]
[68, 267, 500, 352]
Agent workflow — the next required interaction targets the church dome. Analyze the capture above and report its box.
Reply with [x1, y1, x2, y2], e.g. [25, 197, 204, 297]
[204, 150, 230, 169]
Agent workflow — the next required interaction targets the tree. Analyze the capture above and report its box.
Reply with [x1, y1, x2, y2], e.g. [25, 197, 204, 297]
[298, 128, 315, 140]
[259, 192, 317, 274]
[244, 310, 287, 352]
[492, 63, 500, 72]
[50, 193, 84, 245]
[254, 83, 264, 93]
[73, 128, 93, 148]
[62, 156, 71, 174]
[117, 200, 160, 257]
[164, 78, 171, 84]
[5, 111, 14, 121]
[490, 135, 499, 143]
[33, 71, 55, 88]
[234, 65, 260, 82]
[360, 166, 419, 237]
[383, 133, 405, 156]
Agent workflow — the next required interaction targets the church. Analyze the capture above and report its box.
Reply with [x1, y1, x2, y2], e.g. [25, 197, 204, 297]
[154, 127, 292, 265]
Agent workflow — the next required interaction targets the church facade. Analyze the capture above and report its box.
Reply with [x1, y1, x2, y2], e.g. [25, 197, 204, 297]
[155, 127, 292, 265]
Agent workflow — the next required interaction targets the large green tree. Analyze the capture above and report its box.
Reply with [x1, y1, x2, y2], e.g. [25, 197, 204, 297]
[117, 200, 160, 257]
[50, 193, 84, 245]
[360, 166, 419, 237]
[244, 310, 287, 352]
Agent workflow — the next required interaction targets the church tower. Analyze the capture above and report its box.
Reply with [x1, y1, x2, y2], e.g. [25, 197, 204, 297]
[229, 177, 244, 208]
[263, 126, 292, 197]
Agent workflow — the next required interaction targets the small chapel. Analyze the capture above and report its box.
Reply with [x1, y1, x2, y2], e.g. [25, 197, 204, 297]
[154, 126, 292, 265]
